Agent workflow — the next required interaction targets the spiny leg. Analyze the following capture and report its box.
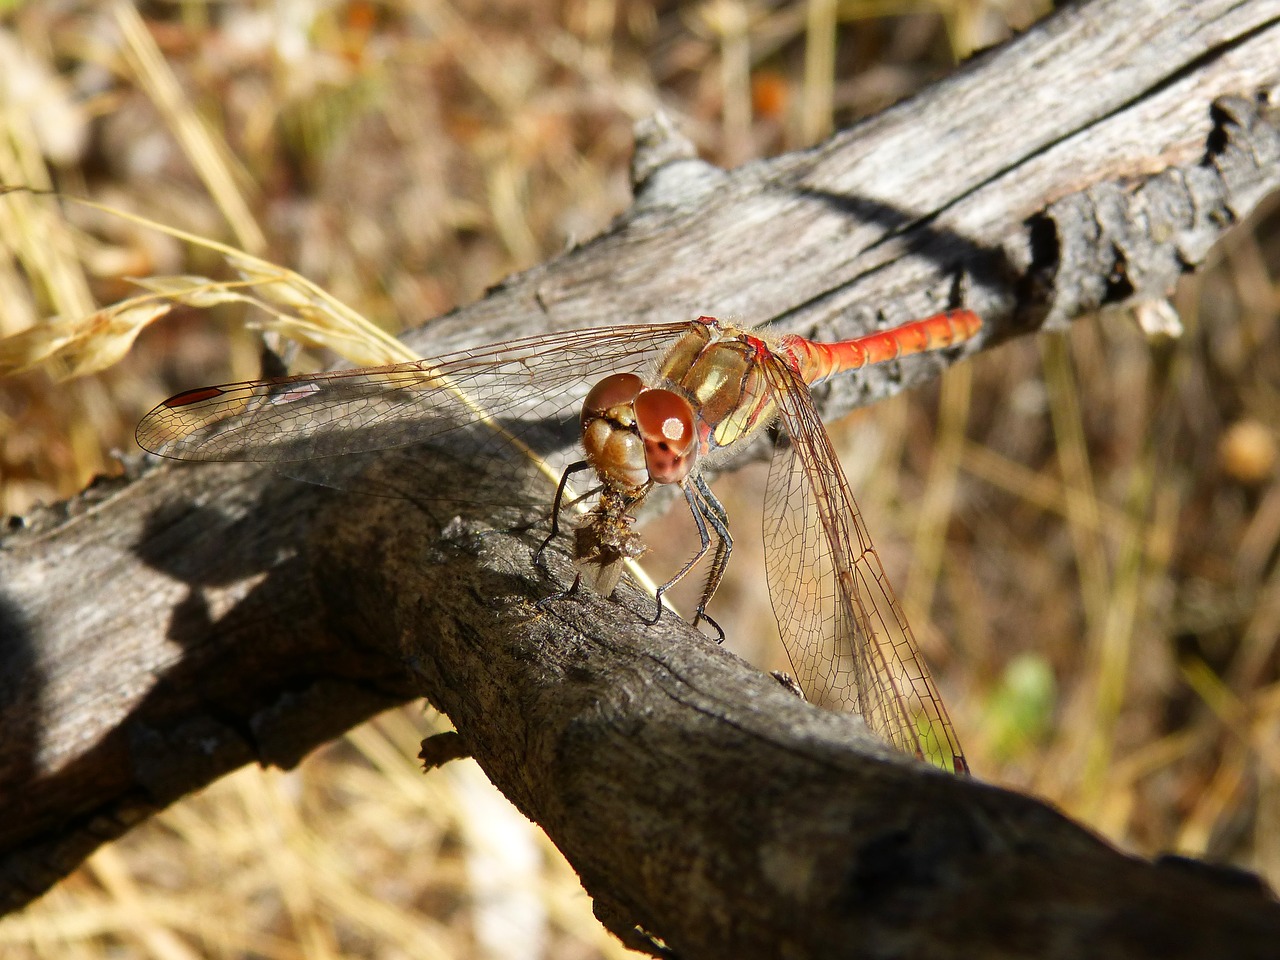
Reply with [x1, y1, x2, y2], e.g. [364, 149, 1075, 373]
[648, 481, 713, 625]
[687, 473, 731, 641]
[534, 570, 583, 614]
[650, 477, 729, 641]
[535, 459, 592, 571]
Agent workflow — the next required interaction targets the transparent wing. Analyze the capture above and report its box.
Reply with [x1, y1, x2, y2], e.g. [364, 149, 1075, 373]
[136, 321, 700, 468]
[759, 354, 967, 774]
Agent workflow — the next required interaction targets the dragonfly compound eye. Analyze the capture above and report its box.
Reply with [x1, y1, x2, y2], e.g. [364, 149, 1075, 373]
[581, 373, 650, 488]
[634, 388, 697, 484]
[582, 373, 644, 420]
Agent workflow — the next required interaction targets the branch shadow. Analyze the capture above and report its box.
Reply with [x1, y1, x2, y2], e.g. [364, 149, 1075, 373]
[783, 185, 1038, 340]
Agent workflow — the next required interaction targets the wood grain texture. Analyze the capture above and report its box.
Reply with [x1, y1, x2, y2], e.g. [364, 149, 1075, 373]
[3, 0, 1280, 955]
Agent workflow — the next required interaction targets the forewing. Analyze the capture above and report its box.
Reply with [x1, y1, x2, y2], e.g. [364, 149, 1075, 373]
[759, 354, 967, 773]
[136, 321, 698, 468]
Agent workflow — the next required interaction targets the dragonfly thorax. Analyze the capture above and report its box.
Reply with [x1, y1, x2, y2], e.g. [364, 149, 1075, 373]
[655, 327, 776, 454]
[580, 372, 698, 487]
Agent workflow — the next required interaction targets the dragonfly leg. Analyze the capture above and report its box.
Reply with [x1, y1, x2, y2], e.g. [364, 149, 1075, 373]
[534, 571, 583, 614]
[649, 477, 730, 642]
[697, 610, 726, 643]
[535, 459, 592, 572]
[648, 482, 712, 626]
[688, 474, 731, 642]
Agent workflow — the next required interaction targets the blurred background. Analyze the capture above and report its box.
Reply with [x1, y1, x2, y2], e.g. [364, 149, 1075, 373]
[1, 1, 1277, 957]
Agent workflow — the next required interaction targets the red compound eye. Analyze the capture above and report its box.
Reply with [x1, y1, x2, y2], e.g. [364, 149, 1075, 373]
[634, 388, 697, 484]
[583, 373, 644, 419]
[581, 373, 650, 487]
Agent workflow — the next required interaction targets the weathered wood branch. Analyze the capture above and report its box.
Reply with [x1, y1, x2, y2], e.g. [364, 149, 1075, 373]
[3, 0, 1280, 955]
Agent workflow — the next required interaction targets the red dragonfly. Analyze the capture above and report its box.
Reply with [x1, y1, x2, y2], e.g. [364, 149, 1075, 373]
[137, 311, 980, 773]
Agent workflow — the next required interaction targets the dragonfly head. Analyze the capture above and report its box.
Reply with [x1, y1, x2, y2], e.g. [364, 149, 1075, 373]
[581, 373, 698, 487]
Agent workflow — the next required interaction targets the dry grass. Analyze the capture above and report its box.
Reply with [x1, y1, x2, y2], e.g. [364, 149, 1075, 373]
[2, 0, 1277, 956]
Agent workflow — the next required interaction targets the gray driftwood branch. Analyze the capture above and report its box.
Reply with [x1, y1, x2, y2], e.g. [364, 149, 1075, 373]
[3, 0, 1280, 956]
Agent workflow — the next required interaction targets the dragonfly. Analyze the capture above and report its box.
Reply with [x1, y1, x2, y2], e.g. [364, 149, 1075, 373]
[137, 310, 980, 773]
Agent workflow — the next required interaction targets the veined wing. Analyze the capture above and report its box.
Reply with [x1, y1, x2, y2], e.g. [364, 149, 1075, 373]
[136, 321, 700, 467]
[758, 352, 967, 774]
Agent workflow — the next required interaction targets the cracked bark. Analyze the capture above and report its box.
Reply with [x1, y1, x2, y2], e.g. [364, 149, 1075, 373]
[3, 0, 1280, 956]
